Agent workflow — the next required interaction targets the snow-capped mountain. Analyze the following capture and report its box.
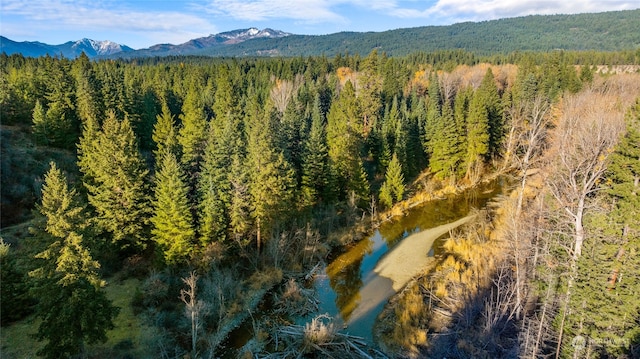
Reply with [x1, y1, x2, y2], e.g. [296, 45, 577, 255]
[1, 28, 289, 59]
[0, 36, 133, 58]
[217, 28, 290, 43]
[54, 38, 134, 58]
[132, 27, 291, 57]
[68, 38, 134, 56]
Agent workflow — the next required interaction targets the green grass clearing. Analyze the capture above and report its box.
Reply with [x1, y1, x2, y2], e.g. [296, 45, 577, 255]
[1, 278, 156, 359]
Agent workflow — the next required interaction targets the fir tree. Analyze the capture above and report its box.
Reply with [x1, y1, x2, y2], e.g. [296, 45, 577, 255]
[379, 153, 405, 208]
[358, 50, 383, 136]
[197, 114, 243, 245]
[465, 88, 490, 173]
[177, 85, 207, 178]
[72, 52, 102, 127]
[430, 101, 464, 179]
[31, 100, 49, 145]
[29, 162, 118, 359]
[423, 74, 442, 158]
[152, 99, 178, 162]
[246, 106, 296, 252]
[453, 86, 472, 168]
[301, 95, 330, 206]
[228, 152, 251, 242]
[80, 111, 150, 247]
[151, 151, 195, 264]
[42, 58, 79, 149]
[478, 68, 504, 158]
[327, 80, 368, 203]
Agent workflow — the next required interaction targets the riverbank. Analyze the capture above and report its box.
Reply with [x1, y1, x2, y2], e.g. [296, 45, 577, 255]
[374, 215, 475, 292]
[373, 173, 529, 358]
[375, 170, 506, 227]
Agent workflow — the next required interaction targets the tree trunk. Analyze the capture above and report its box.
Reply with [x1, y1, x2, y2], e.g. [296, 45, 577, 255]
[573, 198, 585, 260]
[256, 217, 261, 254]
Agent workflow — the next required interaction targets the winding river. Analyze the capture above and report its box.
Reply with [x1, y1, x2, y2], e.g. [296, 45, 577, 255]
[305, 178, 507, 342]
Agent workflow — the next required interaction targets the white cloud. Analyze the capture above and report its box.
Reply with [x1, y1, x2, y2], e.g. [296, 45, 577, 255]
[389, 0, 638, 21]
[200, 0, 398, 23]
[1, 0, 217, 45]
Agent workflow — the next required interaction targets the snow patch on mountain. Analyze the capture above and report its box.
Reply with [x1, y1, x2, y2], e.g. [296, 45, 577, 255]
[218, 28, 290, 42]
[71, 38, 131, 56]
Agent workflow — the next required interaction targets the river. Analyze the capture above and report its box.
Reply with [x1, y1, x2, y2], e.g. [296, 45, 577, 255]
[304, 178, 507, 343]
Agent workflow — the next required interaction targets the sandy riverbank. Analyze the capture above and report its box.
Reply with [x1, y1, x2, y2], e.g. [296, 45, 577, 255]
[345, 214, 475, 331]
[374, 214, 475, 291]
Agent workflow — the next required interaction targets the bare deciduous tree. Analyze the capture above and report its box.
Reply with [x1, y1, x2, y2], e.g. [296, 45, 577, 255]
[181, 271, 206, 358]
[547, 90, 625, 260]
[270, 74, 304, 114]
[501, 95, 552, 320]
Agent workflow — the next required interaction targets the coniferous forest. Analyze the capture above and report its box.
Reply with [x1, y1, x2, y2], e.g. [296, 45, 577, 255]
[1, 49, 639, 358]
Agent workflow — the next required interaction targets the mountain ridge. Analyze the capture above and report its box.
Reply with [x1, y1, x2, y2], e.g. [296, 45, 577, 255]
[0, 27, 290, 59]
[0, 36, 134, 58]
[2, 10, 639, 59]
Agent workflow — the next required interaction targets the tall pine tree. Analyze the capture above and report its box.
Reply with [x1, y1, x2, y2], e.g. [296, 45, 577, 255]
[379, 153, 405, 209]
[246, 105, 296, 252]
[327, 80, 369, 204]
[301, 95, 330, 206]
[80, 111, 150, 248]
[30, 162, 118, 359]
[151, 151, 195, 264]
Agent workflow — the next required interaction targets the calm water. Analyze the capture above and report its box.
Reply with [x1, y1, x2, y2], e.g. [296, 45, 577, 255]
[305, 178, 507, 342]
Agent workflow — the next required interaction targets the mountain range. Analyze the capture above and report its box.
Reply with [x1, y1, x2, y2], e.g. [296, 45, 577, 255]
[0, 27, 290, 59]
[2, 9, 639, 59]
[0, 37, 134, 58]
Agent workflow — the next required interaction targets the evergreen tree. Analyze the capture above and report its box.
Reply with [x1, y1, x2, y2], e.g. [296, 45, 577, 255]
[607, 99, 640, 222]
[80, 111, 150, 247]
[152, 99, 178, 162]
[326, 80, 368, 204]
[72, 52, 102, 127]
[246, 106, 296, 252]
[31, 100, 49, 145]
[279, 95, 308, 185]
[151, 151, 195, 264]
[453, 86, 472, 167]
[423, 74, 442, 158]
[77, 110, 101, 188]
[98, 63, 128, 121]
[301, 95, 330, 206]
[393, 101, 409, 178]
[379, 153, 405, 208]
[358, 50, 383, 136]
[211, 64, 239, 120]
[42, 58, 79, 149]
[29, 162, 118, 359]
[177, 85, 207, 177]
[228, 152, 251, 242]
[478, 68, 504, 158]
[0, 238, 33, 324]
[430, 101, 464, 179]
[197, 113, 243, 245]
[465, 88, 490, 174]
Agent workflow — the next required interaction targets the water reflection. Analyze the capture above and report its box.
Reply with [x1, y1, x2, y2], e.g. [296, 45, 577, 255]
[310, 178, 506, 342]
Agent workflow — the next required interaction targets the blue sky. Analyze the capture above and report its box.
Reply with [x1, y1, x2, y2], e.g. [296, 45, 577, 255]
[1, 0, 638, 49]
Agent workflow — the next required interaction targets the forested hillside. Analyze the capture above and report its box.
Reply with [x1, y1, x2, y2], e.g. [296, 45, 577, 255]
[111, 9, 640, 58]
[1, 49, 639, 358]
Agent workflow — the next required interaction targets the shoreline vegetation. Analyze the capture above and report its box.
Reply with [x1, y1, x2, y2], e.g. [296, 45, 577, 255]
[373, 172, 524, 357]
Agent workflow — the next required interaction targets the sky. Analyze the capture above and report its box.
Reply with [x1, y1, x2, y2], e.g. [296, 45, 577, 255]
[1, 0, 638, 49]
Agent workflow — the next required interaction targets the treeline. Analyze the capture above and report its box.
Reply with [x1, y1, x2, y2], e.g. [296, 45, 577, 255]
[0, 49, 625, 357]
